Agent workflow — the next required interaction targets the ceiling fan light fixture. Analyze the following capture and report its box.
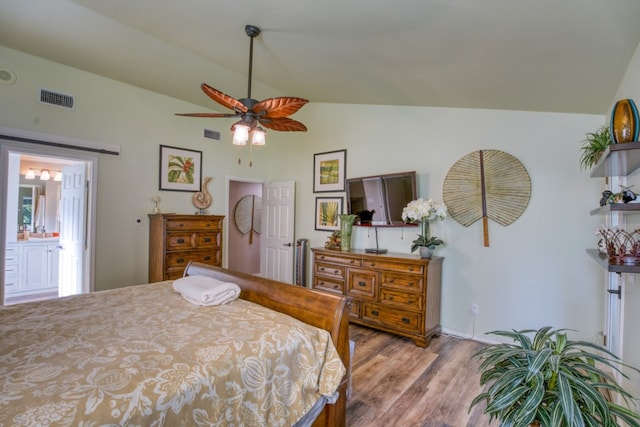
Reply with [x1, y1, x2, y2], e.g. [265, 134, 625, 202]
[232, 122, 250, 146]
[251, 126, 266, 145]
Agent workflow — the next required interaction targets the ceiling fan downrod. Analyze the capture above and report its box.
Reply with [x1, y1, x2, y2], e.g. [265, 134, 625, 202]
[244, 25, 261, 101]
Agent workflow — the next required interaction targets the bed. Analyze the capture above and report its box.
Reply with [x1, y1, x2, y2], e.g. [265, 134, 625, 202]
[0, 262, 350, 426]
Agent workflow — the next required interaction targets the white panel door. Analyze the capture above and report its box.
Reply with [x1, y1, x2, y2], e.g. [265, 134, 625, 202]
[260, 181, 295, 283]
[58, 163, 86, 297]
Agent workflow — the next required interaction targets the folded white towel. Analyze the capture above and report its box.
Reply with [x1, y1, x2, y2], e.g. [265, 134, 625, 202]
[173, 275, 241, 306]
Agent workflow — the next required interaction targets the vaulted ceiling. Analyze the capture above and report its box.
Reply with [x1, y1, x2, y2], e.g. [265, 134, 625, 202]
[1, 0, 639, 115]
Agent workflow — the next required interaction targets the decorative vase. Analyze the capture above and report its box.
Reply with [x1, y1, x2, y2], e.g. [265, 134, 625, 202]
[610, 98, 639, 143]
[339, 214, 357, 251]
[419, 246, 433, 259]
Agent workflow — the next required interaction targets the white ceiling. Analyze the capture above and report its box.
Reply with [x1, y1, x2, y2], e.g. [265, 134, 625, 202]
[1, 0, 640, 115]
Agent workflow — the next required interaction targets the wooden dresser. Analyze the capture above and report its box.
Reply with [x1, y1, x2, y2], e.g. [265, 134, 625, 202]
[148, 214, 224, 282]
[311, 248, 443, 347]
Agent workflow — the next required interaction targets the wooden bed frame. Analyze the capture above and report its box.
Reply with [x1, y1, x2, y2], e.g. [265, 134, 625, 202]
[183, 262, 350, 427]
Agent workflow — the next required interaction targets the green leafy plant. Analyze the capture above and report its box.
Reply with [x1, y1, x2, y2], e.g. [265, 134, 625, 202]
[470, 327, 640, 427]
[579, 125, 612, 171]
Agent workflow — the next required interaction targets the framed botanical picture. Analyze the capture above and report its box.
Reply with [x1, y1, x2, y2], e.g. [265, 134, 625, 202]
[313, 149, 346, 193]
[159, 145, 202, 192]
[315, 197, 343, 231]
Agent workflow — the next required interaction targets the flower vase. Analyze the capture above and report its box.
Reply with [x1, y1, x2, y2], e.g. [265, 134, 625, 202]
[419, 246, 433, 259]
[339, 214, 357, 251]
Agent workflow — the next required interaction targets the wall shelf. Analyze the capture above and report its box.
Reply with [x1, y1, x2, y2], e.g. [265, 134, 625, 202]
[590, 203, 640, 215]
[586, 249, 640, 273]
[590, 141, 640, 178]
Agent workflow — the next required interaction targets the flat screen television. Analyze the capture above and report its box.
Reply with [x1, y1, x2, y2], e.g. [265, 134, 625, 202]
[346, 171, 417, 226]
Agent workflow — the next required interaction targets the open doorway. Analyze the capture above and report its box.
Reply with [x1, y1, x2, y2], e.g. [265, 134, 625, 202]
[1, 142, 97, 305]
[227, 178, 263, 275]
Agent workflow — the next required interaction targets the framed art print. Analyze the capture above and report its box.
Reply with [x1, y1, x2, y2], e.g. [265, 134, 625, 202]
[313, 149, 346, 193]
[315, 197, 343, 231]
[159, 145, 202, 192]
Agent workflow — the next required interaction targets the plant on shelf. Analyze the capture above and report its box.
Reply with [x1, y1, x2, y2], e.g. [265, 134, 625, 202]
[470, 327, 640, 427]
[401, 198, 447, 252]
[579, 124, 612, 171]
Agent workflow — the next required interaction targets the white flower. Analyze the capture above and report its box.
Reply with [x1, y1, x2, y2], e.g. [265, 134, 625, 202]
[401, 198, 447, 223]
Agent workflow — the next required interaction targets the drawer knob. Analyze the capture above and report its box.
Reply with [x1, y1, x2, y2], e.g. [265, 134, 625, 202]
[389, 296, 394, 301]
[407, 300, 414, 304]
[177, 238, 185, 243]
[334, 269, 339, 274]
[402, 317, 410, 324]
[204, 256, 211, 261]
[177, 258, 185, 264]
[350, 260, 355, 264]
[409, 267, 414, 271]
[204, 238, 212, 242]
[333, 284, 339, 289]
[389, 278, 395, 283]
[358, 281, 366, 287]
[178, 223, 185, 227]
[371, 310, 379, 316]
[319, 267, 325, 271]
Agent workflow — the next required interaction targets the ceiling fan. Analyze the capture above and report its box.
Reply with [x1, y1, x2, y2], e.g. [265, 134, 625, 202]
[176, 25, 308, 145]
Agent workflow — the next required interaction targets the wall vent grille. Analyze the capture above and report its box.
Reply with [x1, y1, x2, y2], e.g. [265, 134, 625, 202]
[39, 89, 75, 110]
[204, 128, 221, 140]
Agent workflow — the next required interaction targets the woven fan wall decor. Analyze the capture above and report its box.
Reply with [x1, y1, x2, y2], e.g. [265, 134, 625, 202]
[443, 149, 531, 246]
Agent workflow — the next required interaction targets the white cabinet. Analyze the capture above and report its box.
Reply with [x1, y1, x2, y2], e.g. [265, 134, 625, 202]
[6, 241, 59, 297]
[4, 244, 19, 295]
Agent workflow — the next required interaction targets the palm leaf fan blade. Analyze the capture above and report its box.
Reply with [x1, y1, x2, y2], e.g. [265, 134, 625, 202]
[259, 117, 307, 132]
[253, 97, 309, 118]
[200, 83, 248, 113]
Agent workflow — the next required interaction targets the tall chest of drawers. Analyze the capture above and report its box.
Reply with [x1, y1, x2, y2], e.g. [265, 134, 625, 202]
[311, 248, 443, 347]
[148, 214, 224, 282]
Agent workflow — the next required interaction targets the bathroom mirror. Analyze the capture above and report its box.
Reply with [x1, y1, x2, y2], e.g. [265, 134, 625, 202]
[18, 184, 42, 232]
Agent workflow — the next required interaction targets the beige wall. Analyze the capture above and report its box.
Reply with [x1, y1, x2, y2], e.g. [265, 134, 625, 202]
[0, 44, 618, 352]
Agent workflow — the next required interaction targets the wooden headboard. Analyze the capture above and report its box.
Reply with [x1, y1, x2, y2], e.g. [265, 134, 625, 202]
[183, 262, 350, 427]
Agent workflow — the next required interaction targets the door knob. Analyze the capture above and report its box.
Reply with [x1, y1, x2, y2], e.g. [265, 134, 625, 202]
[283, 242, 292, 247]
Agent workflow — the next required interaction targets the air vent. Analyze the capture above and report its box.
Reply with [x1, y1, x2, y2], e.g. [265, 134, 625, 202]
[39, 89, 75, 110]
[204, 128, 221, 140]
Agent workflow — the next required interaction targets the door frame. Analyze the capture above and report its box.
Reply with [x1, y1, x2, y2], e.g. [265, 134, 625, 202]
[0, 138, 99, 303]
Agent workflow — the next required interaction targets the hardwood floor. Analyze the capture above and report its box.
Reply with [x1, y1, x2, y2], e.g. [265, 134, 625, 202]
[346, 324, 497, 427]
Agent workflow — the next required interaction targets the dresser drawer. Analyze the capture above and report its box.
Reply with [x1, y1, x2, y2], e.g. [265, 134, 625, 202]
[165, 218, 221, 231]
[381, 272, 423, 292]
[314, 261, 345, 280]
[362, 259, 424, 274]
[166, 232, 196, 250]
[314, 253, 362, 267]
[380, 288, 422, 311]
[166, 250, 218, 268]
[195, 233, 219, 248]
[313, 277, 344, 294]
[347, 268, 377, 300]
[362, 303, 422, 334]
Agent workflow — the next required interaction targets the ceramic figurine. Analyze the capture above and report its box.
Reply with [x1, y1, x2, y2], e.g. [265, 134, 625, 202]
[600, 190, 613, 206]
[620, 185, 637, 203]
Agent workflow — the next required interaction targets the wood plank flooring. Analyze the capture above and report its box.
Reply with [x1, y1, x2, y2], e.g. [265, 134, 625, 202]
[346, 324, 497, 427]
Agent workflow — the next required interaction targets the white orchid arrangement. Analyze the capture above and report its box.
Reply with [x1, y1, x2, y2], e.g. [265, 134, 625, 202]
[402, 198, 448, 251]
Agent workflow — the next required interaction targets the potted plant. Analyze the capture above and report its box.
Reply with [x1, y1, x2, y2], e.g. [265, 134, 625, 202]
[470, 327, 640, 427]
[401, 198, 447, 258]
[579, 124, 612, 170]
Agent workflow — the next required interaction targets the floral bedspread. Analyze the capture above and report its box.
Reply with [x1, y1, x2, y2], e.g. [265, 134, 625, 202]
[0, 281, 345, 426]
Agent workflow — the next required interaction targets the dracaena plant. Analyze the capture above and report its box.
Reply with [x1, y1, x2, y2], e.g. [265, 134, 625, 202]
[470, 327, 640, 427]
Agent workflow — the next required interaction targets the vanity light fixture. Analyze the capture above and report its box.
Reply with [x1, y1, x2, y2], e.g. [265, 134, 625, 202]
[54, 171, 62, 181]
[40, 169, 50, 181]
[25, 169, 35, 179]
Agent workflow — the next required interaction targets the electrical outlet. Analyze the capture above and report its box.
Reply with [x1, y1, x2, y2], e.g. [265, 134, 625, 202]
[471, 303, 479, 315]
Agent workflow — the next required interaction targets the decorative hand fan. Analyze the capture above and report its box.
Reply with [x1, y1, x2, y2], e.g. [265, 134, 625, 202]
[443, 149, 531, 246]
